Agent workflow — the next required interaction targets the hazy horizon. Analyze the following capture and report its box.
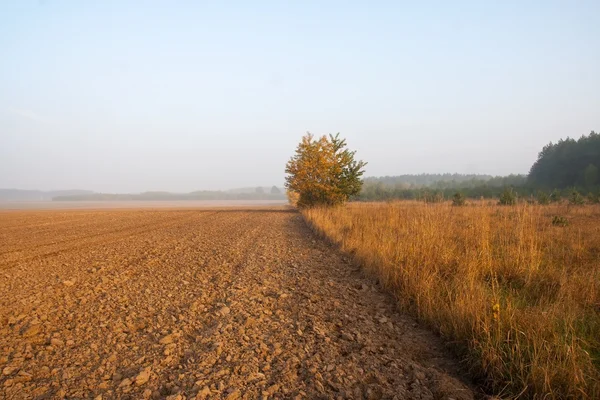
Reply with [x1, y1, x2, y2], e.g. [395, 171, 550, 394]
[2, 1, 599, 193]
[0, 186, 285, 193]
[0, 174, 510, 194]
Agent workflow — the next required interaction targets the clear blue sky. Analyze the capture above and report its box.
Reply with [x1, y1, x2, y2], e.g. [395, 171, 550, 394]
[1, 1, 598, 192]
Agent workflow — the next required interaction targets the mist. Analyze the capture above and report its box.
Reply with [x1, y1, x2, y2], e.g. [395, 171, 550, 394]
[1, 2, 599, 193]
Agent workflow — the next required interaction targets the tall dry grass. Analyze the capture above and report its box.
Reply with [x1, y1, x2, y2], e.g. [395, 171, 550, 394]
[303, 201, 600, 398]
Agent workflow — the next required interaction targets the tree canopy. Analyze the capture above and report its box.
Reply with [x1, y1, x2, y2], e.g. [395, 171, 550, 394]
[528, 131, 600, 189]
[285, 133, 367, 208]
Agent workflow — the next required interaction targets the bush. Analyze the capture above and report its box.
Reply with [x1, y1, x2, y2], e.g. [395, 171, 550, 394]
[549, 189, 561, 203]
[569, 189, 585, 206]
[552, 215, 569, 227]
[285, 133, 367, 208]
[537, 191, 550, 205]
[498, 187, 517, 205]
[452, 192, 466, 206]
[286, 190, 299, 206]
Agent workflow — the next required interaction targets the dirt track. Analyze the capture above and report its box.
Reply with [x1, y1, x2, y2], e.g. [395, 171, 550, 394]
[0, 208, 474, 399]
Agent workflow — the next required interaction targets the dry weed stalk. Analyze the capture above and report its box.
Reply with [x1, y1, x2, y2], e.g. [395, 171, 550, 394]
[303, 201, 600, 398]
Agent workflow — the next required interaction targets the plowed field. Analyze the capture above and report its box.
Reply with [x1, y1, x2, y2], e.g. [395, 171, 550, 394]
[0, 208, 473, 399]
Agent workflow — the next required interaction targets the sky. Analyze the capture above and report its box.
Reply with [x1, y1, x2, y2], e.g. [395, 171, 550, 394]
[1, 1, 599, 193]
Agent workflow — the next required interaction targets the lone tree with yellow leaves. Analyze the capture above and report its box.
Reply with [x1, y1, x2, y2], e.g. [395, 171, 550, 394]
[285, 133, 367, 208]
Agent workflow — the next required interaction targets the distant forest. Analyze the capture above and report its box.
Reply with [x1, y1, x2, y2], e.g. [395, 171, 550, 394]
[528, 132, 600, 189]
[52, 187, 286, 202]
[359, 174, 527, 201]
[358, 131, 599, 201]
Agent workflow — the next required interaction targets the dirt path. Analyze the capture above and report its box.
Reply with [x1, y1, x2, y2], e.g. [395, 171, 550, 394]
[0, 208, 474, 399]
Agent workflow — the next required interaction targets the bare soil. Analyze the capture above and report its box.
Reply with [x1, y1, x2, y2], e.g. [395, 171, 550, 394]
[0, 208, 474, 399]
[0, 200, 287, 211]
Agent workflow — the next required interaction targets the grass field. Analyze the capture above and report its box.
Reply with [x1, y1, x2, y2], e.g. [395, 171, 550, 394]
[303, 201, 600, 398]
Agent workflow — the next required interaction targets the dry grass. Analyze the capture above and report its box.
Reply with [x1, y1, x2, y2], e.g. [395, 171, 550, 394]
[303, 201, 600, 398]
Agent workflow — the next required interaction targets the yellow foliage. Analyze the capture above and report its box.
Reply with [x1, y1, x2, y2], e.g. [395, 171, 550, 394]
[286, 190, 299, 206]
[285, 133, 366, 208]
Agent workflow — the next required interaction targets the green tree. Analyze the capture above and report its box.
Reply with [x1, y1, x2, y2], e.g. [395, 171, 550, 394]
[584, 164, 598, 188]
[285, 133, 367, 208]
[498, 187, 517, 205]
[528, 131, 600, 189]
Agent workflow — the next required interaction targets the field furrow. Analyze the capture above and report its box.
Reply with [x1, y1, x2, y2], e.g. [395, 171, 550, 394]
[0, 208, 473, 399]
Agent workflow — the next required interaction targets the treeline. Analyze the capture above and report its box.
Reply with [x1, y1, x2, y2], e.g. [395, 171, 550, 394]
[364, 173, 493, 188]
[528, 131, 599, 189]
[359, 185, 599, 205]
[359, 182, 529, 201]
[357, 131, 599, 202]
[358, 174, 529, 201]
[53, 190, 286, 201]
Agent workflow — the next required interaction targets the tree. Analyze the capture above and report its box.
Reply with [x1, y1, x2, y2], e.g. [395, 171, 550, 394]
[255, 187, 265, 194]
[285, 133, 367, 208]
[286, 189, 299, 206]
[270, 186, 281, 194]
[584, 164, 598, 188]
[528, 131, 600, 189]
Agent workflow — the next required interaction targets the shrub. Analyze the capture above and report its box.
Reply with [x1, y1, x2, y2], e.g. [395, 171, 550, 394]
[537, 191, 550, 205]
[549, 189, 561, 203]
[285, 133, 367, 208]
[452, 192, 466, 206]
[286, 190, 299, 206]
[569, 189, 585, 205]
[552, 215, 569, 226]
[498, 187, 517, 205]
